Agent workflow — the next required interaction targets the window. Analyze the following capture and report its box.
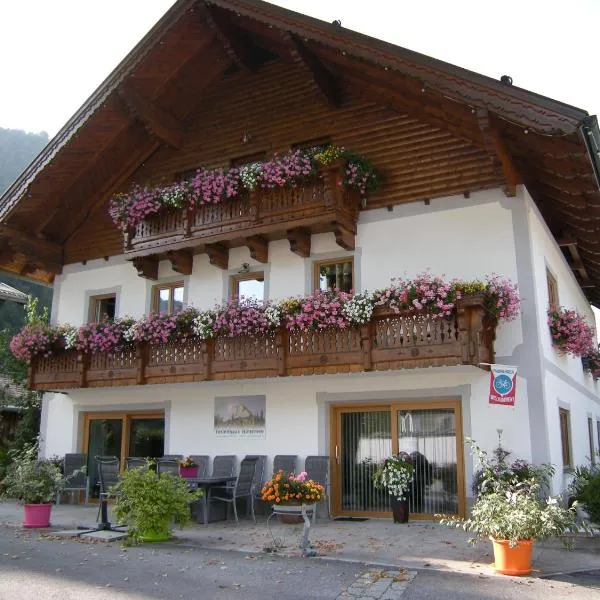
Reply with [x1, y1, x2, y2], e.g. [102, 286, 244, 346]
[589, 418, 596, 464]
[547, 269, 559, 310]
[231, 272, 264, 301]
[89, 294, 116, 322]
[314, 258, 354, 293]
[152, 282, 184, 314]
[559, 408, 572, 468]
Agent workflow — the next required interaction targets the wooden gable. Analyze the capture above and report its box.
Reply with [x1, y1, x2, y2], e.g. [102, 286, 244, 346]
[1, 0, 599, 302]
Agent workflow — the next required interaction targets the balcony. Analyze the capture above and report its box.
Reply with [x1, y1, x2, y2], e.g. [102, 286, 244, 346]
[28, 296, 495, 391]
[123, 164, 360, 274]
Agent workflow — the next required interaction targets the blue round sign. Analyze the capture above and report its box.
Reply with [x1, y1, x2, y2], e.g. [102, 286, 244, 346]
[493, 373, 513, 396]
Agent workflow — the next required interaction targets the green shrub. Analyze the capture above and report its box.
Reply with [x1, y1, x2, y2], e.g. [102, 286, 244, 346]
[1, 455, 64, 504]
[111, 462, 202, 544]
[578, 474, 600, 524]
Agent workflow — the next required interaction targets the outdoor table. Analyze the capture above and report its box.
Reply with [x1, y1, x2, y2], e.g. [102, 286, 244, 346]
[185, 475, 237, 526]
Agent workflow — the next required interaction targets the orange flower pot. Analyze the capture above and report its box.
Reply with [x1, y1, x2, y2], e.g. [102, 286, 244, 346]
[491, 538, 533, 576]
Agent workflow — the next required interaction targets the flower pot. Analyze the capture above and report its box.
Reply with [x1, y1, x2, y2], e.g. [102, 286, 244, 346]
[390, 497, 409, 523]
[179, 466, 199, 478]
[23, 503, 53, 528]
[491, 538, 533, 576]
[139, 529, 171, 543]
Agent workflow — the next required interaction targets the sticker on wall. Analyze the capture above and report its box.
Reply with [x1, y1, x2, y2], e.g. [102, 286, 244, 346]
[488, 365, 518, 406]
[214, 395, 266, 438]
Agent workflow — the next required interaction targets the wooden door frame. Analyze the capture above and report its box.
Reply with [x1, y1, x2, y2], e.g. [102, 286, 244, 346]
[330, 398, 466, 519]
[82, 411, 165, 472]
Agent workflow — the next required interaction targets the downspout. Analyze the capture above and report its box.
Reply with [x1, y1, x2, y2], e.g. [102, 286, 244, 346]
[580, 115, 600, 191]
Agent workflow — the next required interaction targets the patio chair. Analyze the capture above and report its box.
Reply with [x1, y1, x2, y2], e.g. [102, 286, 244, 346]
[304, 455, 330, 522]
[95, 456, 120, 522]
[210, 457, 258, 525]
[189, 455, 210, 477]
[212, 455, 237, 477]
[273, 454, 297, 475]
[125, 457, 148, 470]
[156, 458, 180, 477]
[57, 453, 89, 505]
[161, 454, 183, 461]
[245, 454, 267, 514]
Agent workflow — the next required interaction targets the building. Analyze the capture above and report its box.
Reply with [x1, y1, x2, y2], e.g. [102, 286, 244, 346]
[1, 0, 599, 518]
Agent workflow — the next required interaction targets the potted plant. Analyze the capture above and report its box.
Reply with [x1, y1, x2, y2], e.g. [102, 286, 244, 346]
[567, 457, 600, 526]
[178, 456, 199, 478]
[1, 454, 65, 528]
[372, 453, 414, 523]
[439, 439, 583, 576]
[260, 470, 325, 523]
[112, 460, 202, 543]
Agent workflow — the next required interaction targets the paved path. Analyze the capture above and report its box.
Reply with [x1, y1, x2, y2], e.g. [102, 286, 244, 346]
[1, 526, 599, 600]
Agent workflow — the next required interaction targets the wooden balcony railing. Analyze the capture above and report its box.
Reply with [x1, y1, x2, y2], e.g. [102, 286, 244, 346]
[28, 295, 495, 391]
[123, 163, 359, 258]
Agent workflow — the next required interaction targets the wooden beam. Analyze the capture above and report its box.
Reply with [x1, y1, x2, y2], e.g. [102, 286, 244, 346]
[246, 235, 269, 263]
[118, 85, 183, 149]
[167, 250, 193, 275]
[205, 243, 229, 270]
[132, 256, 159, 280]
[282, 32, 342, 107]
[203, 4, 262, 72]
[332, 222, 355, 251]
[477, 109, 522, 196]
[287, 227, 311, 258]
[0, 224, 62, 263]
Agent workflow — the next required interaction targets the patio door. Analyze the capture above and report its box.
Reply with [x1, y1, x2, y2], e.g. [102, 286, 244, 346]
[331, 400, 465, 518]
[83, 411, 165, 498]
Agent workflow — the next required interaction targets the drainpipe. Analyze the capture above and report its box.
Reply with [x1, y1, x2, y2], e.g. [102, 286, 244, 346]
[580, 115, 600, 191]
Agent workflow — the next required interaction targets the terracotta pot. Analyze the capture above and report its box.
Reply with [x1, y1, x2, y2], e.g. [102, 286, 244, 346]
[390, 497, 409, 523]
[180, 466, 199, 478]
[23, 503, 53, 528]
[491, 538, 533, 576]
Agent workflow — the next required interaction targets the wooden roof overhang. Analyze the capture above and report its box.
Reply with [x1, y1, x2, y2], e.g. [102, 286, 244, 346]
[1, 0, 599, 303]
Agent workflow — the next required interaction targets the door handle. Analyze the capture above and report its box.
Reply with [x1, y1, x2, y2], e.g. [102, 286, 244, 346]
[335, 444, 340, 465]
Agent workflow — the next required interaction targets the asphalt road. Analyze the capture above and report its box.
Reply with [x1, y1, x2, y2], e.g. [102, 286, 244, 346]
[0, 526, 598, 600]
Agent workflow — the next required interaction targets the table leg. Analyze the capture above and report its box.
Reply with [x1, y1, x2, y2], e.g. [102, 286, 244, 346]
[203, 485, 209, 526]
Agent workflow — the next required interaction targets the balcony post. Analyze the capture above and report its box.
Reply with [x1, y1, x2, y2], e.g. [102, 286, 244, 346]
[77, 353, 89, 388]
[456, 293, 491, 366]
[201, 339, 213, 380]
[360, 321, 374, 371]
[276, 327, 288, 376]
[136, 342, 148, 385]
[183, 204, 195, 237]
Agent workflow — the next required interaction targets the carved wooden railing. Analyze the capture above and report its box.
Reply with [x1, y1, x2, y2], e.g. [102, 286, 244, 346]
[28, 295, 495, 391]
[124, 163, 359, 255]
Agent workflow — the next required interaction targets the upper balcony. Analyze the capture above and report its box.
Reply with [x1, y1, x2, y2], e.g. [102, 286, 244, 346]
[122, 163, 359, 278]
[28, 295, 495, 391]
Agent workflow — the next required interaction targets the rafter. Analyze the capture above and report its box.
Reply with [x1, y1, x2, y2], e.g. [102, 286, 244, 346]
[167, 250, 193, 275]
[246, 235, 269, 263]
[132, 256, 159, 280]
[282, 32, 342, 107]
[118, 84, 183, 149]
[205, 243, 229, 270]
[0, 224, 62, 263]
[203, 4, 262, 72]
[287, 227, 311, 257]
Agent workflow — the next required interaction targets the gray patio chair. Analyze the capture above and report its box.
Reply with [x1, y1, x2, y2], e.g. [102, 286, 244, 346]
[57, 453, 89, 505]
[157, 458, 180, 477]
[210, 457, 258, 525]
[212, 455, 237, 477]
[273, 454, 297, 475]
[95, 456, 120, 522]
[189, 455, 210, 477]
[161, 454, 183, 461]
[125, 457, 148, 470]
[245, 454, 267, 514]
[305, 455, 330, 521]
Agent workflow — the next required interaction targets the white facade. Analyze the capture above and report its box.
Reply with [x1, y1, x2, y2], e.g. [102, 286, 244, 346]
[41, 185, 600, 497]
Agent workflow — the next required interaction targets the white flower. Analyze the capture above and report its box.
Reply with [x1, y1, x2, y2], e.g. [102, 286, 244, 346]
[342, 292, 374, 325]
[373, 456, 414, 501]
[63, 326, 78, 350]
[192, 312, 216, 339]
[239, 162, 262, 192]
[264, 304, 281, 327]
[123, 323, 137, 342]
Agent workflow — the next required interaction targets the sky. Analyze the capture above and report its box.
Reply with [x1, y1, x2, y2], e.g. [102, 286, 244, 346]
[0, 0, 598, 136]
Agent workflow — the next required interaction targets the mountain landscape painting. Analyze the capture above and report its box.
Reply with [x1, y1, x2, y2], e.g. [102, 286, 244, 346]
[214, 395, 266, 438]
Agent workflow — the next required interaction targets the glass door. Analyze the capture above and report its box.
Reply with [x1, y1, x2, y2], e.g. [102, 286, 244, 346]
[395, 403, 464, 518]
[86, 418, 123, 499]
[334, 408, 392, 516]
[128, 418, 165, 458]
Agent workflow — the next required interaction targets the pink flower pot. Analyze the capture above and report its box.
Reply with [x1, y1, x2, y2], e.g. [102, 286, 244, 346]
[180, 466, 199, 478]
[23, 503, 53, 528]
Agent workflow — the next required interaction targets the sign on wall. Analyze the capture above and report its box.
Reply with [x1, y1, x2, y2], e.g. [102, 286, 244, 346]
[214, 395, 266, 438]
[488, 365, 518, 406]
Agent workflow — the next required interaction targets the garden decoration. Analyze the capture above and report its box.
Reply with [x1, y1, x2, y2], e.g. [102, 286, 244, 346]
[373, 453, 414, 523]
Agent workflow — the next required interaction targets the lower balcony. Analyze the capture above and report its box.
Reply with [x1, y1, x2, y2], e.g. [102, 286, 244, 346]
[29, 297, 495, 391]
